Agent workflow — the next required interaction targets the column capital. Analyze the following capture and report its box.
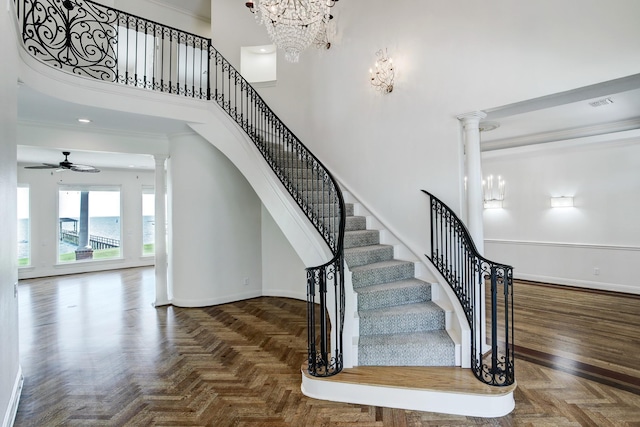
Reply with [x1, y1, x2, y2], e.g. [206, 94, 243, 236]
[153, 154, 168, 167]
[456, 111, 487, 129]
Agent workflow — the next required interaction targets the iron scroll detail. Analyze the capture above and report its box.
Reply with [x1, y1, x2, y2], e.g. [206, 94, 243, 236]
[422, 190, 515, 386]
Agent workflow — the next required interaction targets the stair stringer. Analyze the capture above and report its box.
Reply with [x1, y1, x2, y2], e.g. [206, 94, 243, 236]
[339, 188, 471, 369]
[188, 111, 333, 269]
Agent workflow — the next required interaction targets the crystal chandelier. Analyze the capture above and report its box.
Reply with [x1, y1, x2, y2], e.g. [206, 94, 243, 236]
[246, 0, 338, 63]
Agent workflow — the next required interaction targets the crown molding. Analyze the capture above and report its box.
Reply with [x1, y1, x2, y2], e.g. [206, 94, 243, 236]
[481, 118, 640, 152]
[482, 128, 640, 159]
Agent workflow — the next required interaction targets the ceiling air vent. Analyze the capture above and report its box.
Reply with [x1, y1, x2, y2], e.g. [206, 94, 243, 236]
[588, 97, 614, 107]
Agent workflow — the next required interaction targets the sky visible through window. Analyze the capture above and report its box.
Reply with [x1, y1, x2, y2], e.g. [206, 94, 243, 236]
[59, 190, 121, 217]
[58, 188, 122, 262]
[17, 186, 29, 219]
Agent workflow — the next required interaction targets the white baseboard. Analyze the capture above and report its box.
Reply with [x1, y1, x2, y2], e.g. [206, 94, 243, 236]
[261, 289, 306, 302]
[2, 366, 23, 427]
[171, 290, 263, 307]
[485, 239, 640, 295]
[515, 273, 640, 295]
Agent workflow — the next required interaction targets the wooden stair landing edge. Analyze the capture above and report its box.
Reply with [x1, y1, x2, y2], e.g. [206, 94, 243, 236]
[301, 364, 516, 418]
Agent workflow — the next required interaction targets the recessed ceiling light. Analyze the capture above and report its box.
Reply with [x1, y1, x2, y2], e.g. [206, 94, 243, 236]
[77, 118, 92, 123]
[588, 98, 614, 107]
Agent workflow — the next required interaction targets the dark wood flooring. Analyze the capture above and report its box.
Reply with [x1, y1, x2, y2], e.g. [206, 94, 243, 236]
[14, 267, 640, 426]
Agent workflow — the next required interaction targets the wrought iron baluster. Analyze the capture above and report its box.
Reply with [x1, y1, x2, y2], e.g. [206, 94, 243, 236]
[422, 190, 514, 387]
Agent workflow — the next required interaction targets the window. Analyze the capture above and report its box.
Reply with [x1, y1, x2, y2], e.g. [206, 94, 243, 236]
[142, 187, 155, 255]
[58, 186, 121, 263]
[17, 185, 30, 267]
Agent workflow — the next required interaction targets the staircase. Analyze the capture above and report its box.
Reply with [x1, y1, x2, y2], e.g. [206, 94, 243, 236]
[343, 206, 456, 367]
[11, 0, 515, 414]
[260, 141, 456, 368]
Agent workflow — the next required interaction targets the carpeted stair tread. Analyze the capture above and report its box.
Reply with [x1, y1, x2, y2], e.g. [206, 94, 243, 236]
[344, 230, 380, 248]
[344, 244, 394, 267]
[322, 216, 365, 232]
[358, 301, 445, 335]
[358, 330, 456, 366]
[302, 190, 335, 202]
[313, 203, 353, 217]
[350, 259, 415, 288]
[343, 216, 366, 231]
[355, 278, 432, 310]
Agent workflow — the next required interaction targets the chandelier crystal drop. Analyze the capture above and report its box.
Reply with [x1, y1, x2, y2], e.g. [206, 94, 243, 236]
[246, 0, 336, 63]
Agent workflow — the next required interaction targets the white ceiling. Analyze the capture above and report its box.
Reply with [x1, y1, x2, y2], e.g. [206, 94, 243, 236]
[480, 74, 640, 151]
[18, 145, 156, 171]
[17, 85, 191, 171]
[18, 85, 191, 135]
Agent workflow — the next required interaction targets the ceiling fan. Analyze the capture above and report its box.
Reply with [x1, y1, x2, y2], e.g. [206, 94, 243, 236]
[24, 151, 100, 173]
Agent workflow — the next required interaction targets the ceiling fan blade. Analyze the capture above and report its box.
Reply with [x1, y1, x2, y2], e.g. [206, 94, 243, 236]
[70, 164, 100, 173]
[24, 163, 59, 169]
[25, 152, 100, 173]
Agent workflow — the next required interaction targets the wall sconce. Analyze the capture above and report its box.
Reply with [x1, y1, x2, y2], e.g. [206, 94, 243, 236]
[369, 49, 394, 93]
[550, 196, 574, 208]
[483, 175, 505, 209]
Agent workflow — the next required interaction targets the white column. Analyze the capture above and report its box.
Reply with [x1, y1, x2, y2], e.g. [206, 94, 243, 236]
[457, 111, 486, 255]
[153, 154, 170, 307]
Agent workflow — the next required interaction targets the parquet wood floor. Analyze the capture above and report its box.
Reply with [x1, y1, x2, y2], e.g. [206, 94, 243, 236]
[14, 268, 640, 426]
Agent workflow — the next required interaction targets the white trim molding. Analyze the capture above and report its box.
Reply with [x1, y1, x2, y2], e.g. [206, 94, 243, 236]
[485, 239, 640, 252]
[2, 366, 23, 427]
[485, 239, 640, 295]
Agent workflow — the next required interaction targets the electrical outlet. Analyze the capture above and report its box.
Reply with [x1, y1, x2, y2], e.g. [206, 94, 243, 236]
[243, 277, 249, 286]
[594, 267, 600, 276]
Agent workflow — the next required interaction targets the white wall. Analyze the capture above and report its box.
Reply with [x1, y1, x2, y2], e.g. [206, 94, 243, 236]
[167, 133, 263, 306]
[17, 162, 156, 280]
[210, 0, 640, 272]
[1, 4, 21, 426]
[483, 134, 640, 294]
[261, 206, 307, 301]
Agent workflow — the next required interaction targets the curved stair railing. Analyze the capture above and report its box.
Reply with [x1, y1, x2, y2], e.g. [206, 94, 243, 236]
[209, 49, 346, 376]
[422, 190, 515, 386]
[14, 0, 345, 377]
